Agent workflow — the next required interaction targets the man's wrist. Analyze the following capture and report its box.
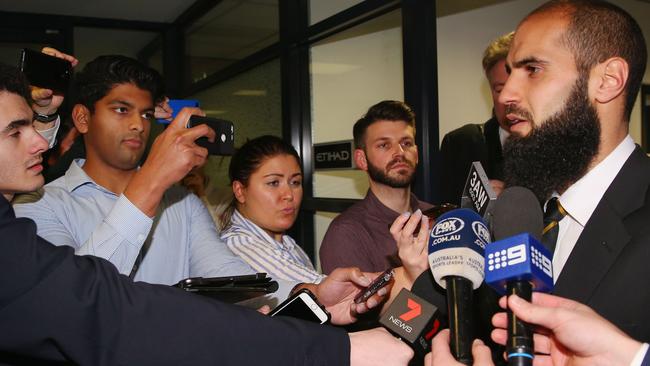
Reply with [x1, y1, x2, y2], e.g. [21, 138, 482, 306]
[291, 282, 318, 298]
[34, 111, 59, 123]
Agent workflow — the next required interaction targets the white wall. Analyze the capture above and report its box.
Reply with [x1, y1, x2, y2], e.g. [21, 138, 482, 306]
[437, 0, 650, 145]
[309, 9, 404, 268]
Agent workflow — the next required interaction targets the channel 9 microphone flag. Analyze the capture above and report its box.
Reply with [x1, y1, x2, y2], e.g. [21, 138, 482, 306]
[429, 208, 489, 365]
[485, 187, 553, 366]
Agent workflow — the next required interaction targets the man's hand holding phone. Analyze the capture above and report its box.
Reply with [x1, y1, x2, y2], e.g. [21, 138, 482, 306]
[295, 267, 393, 325]
[125, 107, 216, 217]
[29, 47, 78, 118]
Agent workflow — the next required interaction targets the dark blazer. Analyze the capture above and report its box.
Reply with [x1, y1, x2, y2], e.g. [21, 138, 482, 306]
[554, 146, 650, 342]
[413, 147, 650, 362]
[0, 196, 349, 365]
[439, 117, 504, 205]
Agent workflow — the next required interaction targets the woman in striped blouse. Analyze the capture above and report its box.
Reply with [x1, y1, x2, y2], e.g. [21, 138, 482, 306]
[219, 135, 430, 305]
[219, 135, 323, 283]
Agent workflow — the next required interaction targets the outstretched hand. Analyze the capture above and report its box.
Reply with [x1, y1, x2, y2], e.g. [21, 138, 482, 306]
[491, 293, 642, 366]
[306, 267, 391, 325]
[390, 209, 429, 283]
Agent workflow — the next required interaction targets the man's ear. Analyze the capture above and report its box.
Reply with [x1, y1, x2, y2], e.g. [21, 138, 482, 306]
[354, 148, 368, 171]
[593, 57, 628, 105]
[71, 104, 91, 134]
[232, 181, 246, 204]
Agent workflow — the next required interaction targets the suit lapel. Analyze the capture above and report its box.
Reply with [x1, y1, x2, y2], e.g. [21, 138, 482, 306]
[554, 198, 630, 302]
[555, 147, 650, 303]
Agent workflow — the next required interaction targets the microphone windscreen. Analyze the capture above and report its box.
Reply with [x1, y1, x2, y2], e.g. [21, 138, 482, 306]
[491, 186, 543, 241]
[428, 208, 489, 289]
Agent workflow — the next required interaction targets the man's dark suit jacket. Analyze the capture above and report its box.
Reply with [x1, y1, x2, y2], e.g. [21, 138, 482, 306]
[0, 196, 349, 365]
[554, 146, 650, 342]
[414, 146, 650, 362]
[439, 117, 504, 205]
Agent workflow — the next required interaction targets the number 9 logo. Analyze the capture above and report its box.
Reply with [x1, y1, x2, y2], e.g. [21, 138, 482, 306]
[507, 244, 527, 266]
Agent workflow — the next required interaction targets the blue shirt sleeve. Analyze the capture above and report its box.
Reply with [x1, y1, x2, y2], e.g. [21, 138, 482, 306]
[185, 193, 256, 277]
[15, 192, 153, 275]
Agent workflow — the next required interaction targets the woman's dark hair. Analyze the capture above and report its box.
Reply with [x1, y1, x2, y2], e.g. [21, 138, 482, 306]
[220, 135, 302, 229]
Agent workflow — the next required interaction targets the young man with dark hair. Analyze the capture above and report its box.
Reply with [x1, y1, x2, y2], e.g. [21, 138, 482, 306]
[439, 32, 514, 204]
[0, 63, 413, 365]
[498, 0, 650, 343]
[320, 100, 432, 279]
[14, 55, 257, 287]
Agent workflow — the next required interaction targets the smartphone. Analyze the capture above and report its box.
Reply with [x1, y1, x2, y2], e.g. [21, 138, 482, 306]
[414, 203, 459, 234]
[269, 288, 330, 324]
[19, 48, 71, 93]
[186, 115, 235, 156]
[354, 268, 394, 304]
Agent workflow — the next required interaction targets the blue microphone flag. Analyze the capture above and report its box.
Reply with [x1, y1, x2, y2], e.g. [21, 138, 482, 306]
[485, 233, 553, 295]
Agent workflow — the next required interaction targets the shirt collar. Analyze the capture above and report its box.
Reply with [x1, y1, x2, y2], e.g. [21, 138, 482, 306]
[231, 209, 292, 248]
[498, 126, 510, 147]
[64, 159, 94, 192]
[556, 135, 635, 226]
[63, 159, 115, 195]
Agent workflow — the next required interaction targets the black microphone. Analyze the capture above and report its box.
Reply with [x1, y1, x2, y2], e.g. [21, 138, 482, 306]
[485, 187, 553, 366]
[379, 288, 443, 359]
[428, 208, 490, 365]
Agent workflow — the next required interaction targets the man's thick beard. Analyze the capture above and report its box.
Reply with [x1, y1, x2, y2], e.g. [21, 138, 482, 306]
[503, 77, 601, 203]
[367, 158, 415, 188]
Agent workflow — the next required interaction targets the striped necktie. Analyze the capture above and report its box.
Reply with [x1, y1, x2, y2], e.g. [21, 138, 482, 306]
[542, 197, 567, 256]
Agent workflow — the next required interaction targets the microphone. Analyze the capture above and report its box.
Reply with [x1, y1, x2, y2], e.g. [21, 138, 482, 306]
[429, 208, 490, 365]
[485, 187, 553, 366]
[461, 161, 497, 219]
[379, 288, 443, 359]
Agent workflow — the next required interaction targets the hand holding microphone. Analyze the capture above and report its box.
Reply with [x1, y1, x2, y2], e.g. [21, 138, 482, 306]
[429, 208, 490, 364]
[491, 293, 645, 366]
[485, 187, 553, 366]
[424, 292, 647, 366]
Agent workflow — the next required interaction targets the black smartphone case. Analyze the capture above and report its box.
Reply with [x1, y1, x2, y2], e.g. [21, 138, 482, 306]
[19, 48, 71, 93]
[186, 116, 235, 156]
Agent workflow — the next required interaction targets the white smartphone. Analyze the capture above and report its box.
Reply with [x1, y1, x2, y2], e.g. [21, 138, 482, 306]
[269, 289, 330, 324]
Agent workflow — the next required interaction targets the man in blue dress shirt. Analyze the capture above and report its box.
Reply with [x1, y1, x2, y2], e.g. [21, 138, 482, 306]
[0, 62, 413, 365]
[14, 55, 260, 287]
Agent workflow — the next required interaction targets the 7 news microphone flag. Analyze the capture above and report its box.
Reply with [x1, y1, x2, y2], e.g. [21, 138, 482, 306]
[379, 288, 442, 359]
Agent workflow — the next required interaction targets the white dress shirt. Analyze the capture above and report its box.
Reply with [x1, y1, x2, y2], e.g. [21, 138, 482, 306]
[499, 125, 510, 148]
[549, 135, 635, 282]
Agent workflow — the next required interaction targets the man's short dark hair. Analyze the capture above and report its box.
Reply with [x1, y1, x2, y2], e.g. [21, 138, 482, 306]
[526, 0, 647, 120]
[353, 100, 416, 149]
[72, 55, 165, 112]
[0, 63, 32, 103]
